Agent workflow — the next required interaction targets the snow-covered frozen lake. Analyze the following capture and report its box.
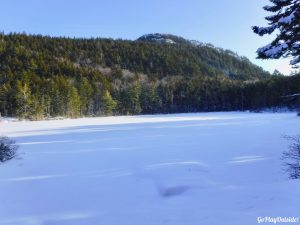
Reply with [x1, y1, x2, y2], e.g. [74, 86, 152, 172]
[0, 112, 299, 225]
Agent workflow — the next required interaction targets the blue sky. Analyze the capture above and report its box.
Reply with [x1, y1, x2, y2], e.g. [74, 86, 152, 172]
[0, 0, 295, 74]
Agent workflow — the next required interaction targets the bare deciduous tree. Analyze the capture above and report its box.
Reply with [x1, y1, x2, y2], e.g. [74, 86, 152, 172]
[282, 135, 300, 179]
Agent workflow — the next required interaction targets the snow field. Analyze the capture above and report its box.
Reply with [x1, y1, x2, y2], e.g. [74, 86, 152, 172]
[0, 112, 299, 225]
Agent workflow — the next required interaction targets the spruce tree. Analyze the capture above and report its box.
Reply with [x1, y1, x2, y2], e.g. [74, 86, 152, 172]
[253, 0, 300, 66]
[78, 77, 93, 115]
[102, 90, 117, 115]
[15, 81, 32, 119]
[67, 86, 81, 118]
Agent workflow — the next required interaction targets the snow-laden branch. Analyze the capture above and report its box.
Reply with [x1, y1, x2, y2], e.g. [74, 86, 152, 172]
[257, 42, 289, 58]
[253, 0, 300, 66]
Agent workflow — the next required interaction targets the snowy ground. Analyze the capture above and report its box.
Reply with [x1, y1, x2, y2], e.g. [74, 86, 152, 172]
[0, 112, 299, 225]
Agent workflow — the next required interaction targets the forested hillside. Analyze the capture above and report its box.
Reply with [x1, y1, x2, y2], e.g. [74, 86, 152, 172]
[0, 33, 299, 120]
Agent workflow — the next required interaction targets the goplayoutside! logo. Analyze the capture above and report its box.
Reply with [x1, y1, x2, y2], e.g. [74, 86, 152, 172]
[257, 217, 299, 224]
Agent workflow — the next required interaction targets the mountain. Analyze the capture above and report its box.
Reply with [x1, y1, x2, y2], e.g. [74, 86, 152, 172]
[137, 33, 201, 46]
[0, 33, 269, 82]
[137, 33, 177, 44]
[136, 33, 270, 80]
[4, 32, 297, 120]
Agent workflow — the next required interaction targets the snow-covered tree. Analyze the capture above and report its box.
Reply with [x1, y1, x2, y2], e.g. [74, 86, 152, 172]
[253, 0, 300, 66]
[0, 137, 18, 162]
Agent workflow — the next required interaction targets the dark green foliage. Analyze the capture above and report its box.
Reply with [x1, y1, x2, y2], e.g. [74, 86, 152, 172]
[0, 33, 270, 81]
[0, 32, 299, 120]
[140, 82, 162, 114]
[101, 91, 117, 115]
[67, 86, 81, 118]
[0, 137, 18, 163]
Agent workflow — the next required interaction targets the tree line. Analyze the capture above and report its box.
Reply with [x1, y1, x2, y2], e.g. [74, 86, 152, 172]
[1, 68, 300, 120]
[0, 33, 299, 120]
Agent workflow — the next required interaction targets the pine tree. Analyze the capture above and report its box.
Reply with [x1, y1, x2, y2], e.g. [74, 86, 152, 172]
[102, 90, 117, 115]
[128, 82, 142, 114]
[67, 86, 81, 118]
[0, 84, 10, 117]
[140, 82, 162, 113]
[15, 81, 32, 119]
[30, 93, 45, 120]
[253, 0, 300, 66]
[78, 77, 93, 115]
